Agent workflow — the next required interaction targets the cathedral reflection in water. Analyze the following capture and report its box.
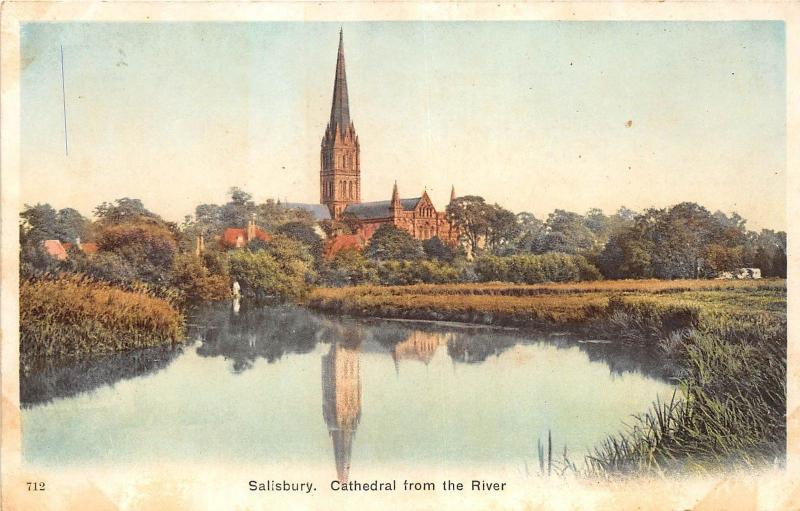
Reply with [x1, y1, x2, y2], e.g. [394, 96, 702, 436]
[321, 340, 362, 483]
[320, 329, 452, 482]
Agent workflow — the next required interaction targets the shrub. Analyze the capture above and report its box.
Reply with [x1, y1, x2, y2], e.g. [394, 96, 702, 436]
[171, 254, 231, 303]
[365, 224, 424, 261]
[318, 250, 378, 287]
[474, 253, 601, 284]
[20, 274, 184, 371]
[97, 222, 178, 284]
[228, 249, 311, 300]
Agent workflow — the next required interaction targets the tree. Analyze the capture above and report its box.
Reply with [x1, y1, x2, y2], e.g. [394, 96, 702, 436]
[365, 224, 424, 261]
[423, 236, 460, 262]
[649, 203, 719, 279]
[318, 250, 378, 287]
[228, 249, 311, 300]
[97, 222, 178, 284]
[485, 205, 520, 254]
[446, 196, 492, 256]
[584, 208, 609, 237]
[277, 221, 323, 258]
[94, 198, 157, 225]
[171, 254, 231, 302]
[515, 212, 546, 253]
[55, 208, 90, 241]
[20, 203, 59, 242]
[219, 187, 256, 229]
[539, 209, 595, 255]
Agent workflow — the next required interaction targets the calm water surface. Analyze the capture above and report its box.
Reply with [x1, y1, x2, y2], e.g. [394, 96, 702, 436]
[22, 303, 675, 480]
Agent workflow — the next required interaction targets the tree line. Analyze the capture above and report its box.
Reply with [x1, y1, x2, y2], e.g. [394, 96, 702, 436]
[20, 189, 786, 303]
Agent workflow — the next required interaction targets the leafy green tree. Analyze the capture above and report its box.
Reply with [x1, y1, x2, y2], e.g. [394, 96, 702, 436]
[446, 196, 492, 256]
[228, 249, 311, 300]
[318, 250, 378, 287]
[20, 203, 88, 243]
[94, 198, 157, 225]
[486, 205, 520, 254]
[649, 203, 720, 279]
[515, 212, 547, 253]
[539, 209, 595, 255]
[277, 221, 323, 258]
[423, 236, 460, 262]
[55, 208, 90, 241]
[97, 222, 178, 284]
[365, 224, 424, 261]
[171, 254, 231, 302]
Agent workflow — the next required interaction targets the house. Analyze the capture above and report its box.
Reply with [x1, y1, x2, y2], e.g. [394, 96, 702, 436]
[323, 234, 365, 260]
[220, 216, 272, 249]
[42, 240, 68, 261]
[716, 268, 762, 280]
[42, 238, 98, 260]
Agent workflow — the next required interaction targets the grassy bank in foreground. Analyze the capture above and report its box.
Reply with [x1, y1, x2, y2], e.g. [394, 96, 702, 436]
[309, 279, 786, 475]
[20, 275, 184, 372]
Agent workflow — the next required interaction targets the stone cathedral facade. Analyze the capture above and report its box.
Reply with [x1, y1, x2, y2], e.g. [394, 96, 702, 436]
[319, 31, 458, 245]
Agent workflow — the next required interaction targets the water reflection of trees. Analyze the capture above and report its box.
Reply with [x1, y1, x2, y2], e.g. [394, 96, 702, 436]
[20, 344, 182, 407]
[191, 302, 327, 372]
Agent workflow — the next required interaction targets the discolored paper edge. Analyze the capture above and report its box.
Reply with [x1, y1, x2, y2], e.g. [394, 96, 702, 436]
[1, 2, 798, 509]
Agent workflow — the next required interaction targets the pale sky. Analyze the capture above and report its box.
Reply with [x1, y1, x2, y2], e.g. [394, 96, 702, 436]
[21, 22, 786, 230]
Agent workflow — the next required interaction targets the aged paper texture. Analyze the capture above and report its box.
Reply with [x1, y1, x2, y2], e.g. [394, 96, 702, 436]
[2, 2, 799, 510]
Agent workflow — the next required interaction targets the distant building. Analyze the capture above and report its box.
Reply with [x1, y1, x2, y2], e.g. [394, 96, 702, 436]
[43, 238, 97, 260]
[220, 216, 271, 249]
[716, 268, 762, 280]
[323, 233, 365, 260]
[42, 240, 68, 261]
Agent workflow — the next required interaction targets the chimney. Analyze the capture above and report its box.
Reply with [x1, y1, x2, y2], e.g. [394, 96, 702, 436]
[75, 236, 82, 250]
[247, 213, 256, 241]
[195, 234, 205, 256]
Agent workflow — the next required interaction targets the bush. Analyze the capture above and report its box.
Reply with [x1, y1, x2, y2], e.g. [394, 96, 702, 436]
[365, 224, 424, 261]
[474, 253, 602, 284]
[171, 254, 231, 303]
[20, 274, 184, 371]
[228, 249, 311, 300]
[318, 250, 378, 287]
[376, 260, 462, 286]
[97, 222, 178, 284]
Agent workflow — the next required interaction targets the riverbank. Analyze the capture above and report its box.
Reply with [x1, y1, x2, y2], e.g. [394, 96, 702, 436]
[307, 279, 785, 340]
[20, 275, 184, 373]
[309, 279, 787, 474]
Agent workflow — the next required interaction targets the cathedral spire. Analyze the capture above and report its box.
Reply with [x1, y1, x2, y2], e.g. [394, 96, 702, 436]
[391, 181, 400, 208]
[329, 29, 350, 133]
[450, 185, 456, 203]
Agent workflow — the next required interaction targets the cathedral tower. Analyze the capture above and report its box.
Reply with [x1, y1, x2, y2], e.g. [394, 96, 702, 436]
[321, 29, 360, 220]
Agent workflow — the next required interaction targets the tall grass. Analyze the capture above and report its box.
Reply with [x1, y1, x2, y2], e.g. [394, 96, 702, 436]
[20, 274, 184, 372]
[586, 329, 785, 475]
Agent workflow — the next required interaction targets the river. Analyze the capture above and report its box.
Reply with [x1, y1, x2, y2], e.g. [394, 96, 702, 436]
[21, 302, 676, 480]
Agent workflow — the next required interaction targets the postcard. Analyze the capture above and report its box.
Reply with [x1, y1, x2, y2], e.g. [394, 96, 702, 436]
[1, 2, 798, 510]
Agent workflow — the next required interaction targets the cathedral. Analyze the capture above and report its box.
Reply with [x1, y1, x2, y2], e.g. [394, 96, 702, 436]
[318, 30, 459, 245]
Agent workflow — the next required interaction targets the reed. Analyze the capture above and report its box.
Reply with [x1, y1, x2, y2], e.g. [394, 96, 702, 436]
[586, 328, 785, 475]
[20, 274, 184, 372]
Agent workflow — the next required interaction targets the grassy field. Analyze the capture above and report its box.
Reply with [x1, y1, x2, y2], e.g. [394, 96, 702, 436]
[309, 279, 787, 475]
[20, 274, 184, 372]
[308, 279, 786, 335]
